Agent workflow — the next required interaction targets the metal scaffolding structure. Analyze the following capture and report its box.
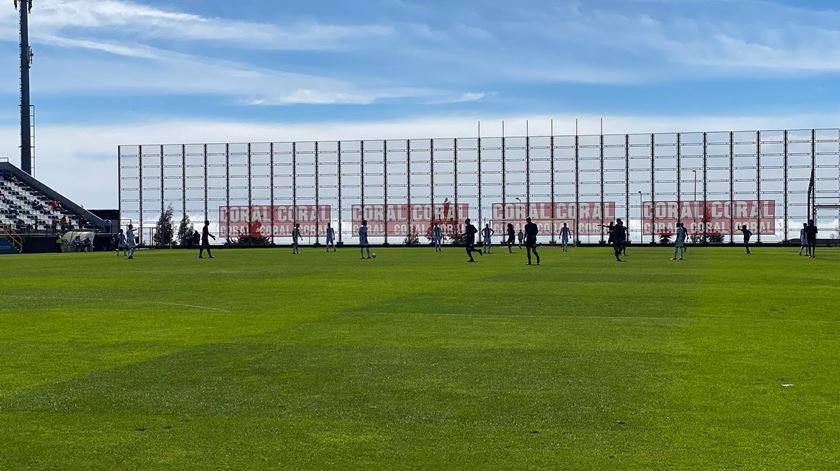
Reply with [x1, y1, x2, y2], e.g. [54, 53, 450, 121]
[118, 127, 840, 246]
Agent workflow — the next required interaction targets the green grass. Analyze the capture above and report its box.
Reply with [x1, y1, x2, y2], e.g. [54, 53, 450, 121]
[1, 246, 839, 469]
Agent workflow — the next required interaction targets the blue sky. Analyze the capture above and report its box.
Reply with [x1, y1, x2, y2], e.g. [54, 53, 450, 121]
[1, 0, 840, 207]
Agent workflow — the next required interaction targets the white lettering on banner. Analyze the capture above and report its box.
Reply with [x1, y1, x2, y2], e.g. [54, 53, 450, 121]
[489, 202, 616, 236]
[641, 200, 776, 235]
[351, 203, 470, 237]
[218, 205, 332, 238]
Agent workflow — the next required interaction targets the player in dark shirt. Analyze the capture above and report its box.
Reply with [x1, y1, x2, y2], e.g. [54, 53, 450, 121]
[740, 225, 752, 255]
[612, 219, 626, 262]
[806, 220, 818, 258]
[463, 218, 483, 262]
[506, 223, 516, 253]
[524, 217, 540, 265]
[199, 220, 216, 259]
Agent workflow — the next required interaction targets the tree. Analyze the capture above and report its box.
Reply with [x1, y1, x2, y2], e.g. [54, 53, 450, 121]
[155, 205, 175, 247]
[177, 214, 194, 247]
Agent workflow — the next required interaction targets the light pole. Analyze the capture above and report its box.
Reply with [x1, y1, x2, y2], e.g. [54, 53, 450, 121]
[15, 0, 33, 175]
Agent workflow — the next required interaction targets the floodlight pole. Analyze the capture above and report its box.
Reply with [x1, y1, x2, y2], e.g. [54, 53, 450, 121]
[16, 0, 33, 175]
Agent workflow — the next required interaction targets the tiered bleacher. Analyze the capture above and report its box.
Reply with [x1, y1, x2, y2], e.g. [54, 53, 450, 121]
[0, 162, 105, 236]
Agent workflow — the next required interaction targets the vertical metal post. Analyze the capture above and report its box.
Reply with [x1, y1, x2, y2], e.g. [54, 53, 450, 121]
[360, 140, 365, 233]
[501, 122, 507, 227]
[203, 144, 208, 222]
[477, 123, 482, 227]
[292, 142, 297, 229]
[247, 142, 252, 244]
[337, 141, 343, 244]
[676, 133, 681, 221]
[702, 132, 708, 242]
[159, 144, 164, 216]
[599, 130, 605, 243]
[269, 142, 275, 243]
[453, 138, 459, 224]
[756, 131, 761, 242]
[315, 141, 320, 242]
[729, 131, 734, 243]
[575, 132, 580, 244]
[383, 140, 388, 245]
[138, 145, 143, 245]
[526, 121, 531, 216]
[117, 146, 122, 226]
[783, 131, 788, 243]
[550, 121, 556, 243]
[406, 139, 412, 242]
[650, 134, 656, 244]
[430, 138, 435, 225]
[225, 143, 230, 241]
[811, 129, 817, 223]
[625, 134, 630, 236]
[181, 144, 187, 221]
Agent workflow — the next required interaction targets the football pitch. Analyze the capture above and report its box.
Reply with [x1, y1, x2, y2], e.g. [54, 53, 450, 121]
[1, 246, 839, 469]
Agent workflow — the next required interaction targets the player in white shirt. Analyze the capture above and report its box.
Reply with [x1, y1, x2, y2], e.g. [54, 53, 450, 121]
[125, 224, 137, 260]
[560, 223, 571, 252]
[432, 222, 443, 252]
[799, 223, 808, 256]
[482, 224, 494, 254]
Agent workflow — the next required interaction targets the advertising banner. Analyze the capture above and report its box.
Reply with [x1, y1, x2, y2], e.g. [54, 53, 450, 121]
[351, 200, 469, 237]
[219, 205, 331, 238]
[642, 200, 775, 235]
[490, 202, 616, 236]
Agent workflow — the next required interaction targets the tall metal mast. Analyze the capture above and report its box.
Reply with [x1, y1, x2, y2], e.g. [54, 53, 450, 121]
[16, 0, 33, 175]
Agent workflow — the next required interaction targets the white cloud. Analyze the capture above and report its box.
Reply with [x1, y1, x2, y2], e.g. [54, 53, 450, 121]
[427, 92, 489, 105]
[10, 0, 393, 51]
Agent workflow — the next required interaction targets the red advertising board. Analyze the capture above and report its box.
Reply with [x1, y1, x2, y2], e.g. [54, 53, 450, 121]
[642, 200, 775, 235]
[351, 201, 469, 237]
[490, 202, 616, 236]
[219, 205, 331, 238]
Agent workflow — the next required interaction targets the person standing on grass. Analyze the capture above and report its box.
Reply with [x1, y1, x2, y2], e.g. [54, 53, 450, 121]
[199, 220, 215, 259]
[806, 220, 818, 259]
[464, 218, 482, 262]
[517, 227, 525, 249]
[799, 223, 809, 256]
[506, 223, 516, 253]
[432, 222, 443, 252]
[359, 220, 371, 259]
[560, 222, 571, 252]
[612, 219, 626, 262]
[115, 229, 127, 257]
[126, 224, 137, 260]
[292, 223, 302, 255]
[482, 223, 495, 254]
[325, 223, 336, 252]
[622, 223, 630, 256]
[672, 222, 687, 260]
[524, 217, 541, 265]
[741, 225, 752, 255]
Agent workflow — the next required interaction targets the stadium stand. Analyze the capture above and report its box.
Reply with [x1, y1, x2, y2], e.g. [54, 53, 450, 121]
[0, 162, 106, 253]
